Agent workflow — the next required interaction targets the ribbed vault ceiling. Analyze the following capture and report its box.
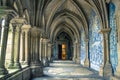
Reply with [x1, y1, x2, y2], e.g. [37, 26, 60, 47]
[5, 0, 108, 42]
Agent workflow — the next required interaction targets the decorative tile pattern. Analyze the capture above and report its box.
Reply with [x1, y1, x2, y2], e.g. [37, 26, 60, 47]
[109, 2, 118, 74]
[89, 10, 103, 71]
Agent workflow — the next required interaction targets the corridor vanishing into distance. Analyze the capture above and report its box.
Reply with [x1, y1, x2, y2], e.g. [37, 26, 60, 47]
[32, 60, 103, 80]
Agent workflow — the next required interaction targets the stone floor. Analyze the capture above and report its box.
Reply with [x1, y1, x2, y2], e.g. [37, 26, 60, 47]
[32, 60, 104, 80]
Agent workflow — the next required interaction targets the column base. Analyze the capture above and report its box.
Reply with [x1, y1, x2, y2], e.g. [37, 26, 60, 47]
[8, 62, 14, 69]
[31, 66, 43, 78]
[103, 62, 113, 79]
[115, 65, 120, 78]
[50, 57, 53, 63]
[75, 58, 80, 64]
[14, 62, 22, 70]
[72, 57, 76, 62]
[48, 57, 51, 62]
[30, 61, 41, 66]
[0, 67, 8, 75]
[84, 58, 89, 67]
[23, 61, 29, 66]
[43, 58, 49, 67]
[99, 64, 104, 76]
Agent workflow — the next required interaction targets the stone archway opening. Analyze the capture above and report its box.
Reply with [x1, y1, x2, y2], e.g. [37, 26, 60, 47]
[54, 32, 72, 60]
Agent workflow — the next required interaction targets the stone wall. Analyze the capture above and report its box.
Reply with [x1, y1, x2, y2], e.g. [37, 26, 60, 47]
[80, 29, 86, 65]
[6, 68, 31, 80]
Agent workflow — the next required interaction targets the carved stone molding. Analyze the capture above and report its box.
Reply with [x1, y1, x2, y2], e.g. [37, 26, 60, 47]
[10, 17, 27, 25]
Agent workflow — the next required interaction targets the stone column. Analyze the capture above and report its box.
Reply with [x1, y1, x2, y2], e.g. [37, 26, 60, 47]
[14, 24, 22, 69]
[115, 29, 120, 77]
[22, 25, 31, 65]
[21, 31, 25, 64]
[2, 0, 6, 6]
[72, 42, 77, 62]
[115, 14, 120, 77]
[42, 38, 49, 67]
[0, 21, 9, 75]
[30, 27, 43, 78]
[30, 36, 33, 64]
[48, 43, 52, 62]
[40, 38, 43, 65]
[100, 28, 113, 79]
[50, 44, 54, 62]
[8, 24, 16, 69]
[84, 39, 90, 67]
[30, 27, 41, 66]
[35, 34, 40, 65]
[10, 18, 27, 69]
[76, 43, 80, 64]
[0, 24, 2, 42]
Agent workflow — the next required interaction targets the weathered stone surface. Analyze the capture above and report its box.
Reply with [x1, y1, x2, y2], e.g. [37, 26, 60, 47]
[31, 66, 43, 78]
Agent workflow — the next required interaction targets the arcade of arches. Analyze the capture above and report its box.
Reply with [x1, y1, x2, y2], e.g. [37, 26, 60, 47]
[0, 0, 120, 80]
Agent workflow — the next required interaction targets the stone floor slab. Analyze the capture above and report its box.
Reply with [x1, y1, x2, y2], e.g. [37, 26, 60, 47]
[32, 60, 104, 80]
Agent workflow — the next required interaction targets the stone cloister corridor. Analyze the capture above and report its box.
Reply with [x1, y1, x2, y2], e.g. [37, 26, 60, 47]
[0, 0, 120, 80]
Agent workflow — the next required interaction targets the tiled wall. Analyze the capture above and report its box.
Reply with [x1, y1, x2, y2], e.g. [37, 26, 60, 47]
[89, 10, 103, 71]
[109, 2, 118, 74]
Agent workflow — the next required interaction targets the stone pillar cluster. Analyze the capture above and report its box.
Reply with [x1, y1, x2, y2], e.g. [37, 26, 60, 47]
[8, 19, 25, 70]
[100, 28, 113, 79]
[30, 27, 41, 66]
[21, 25, 31, 65]
[84, 39, 89, 67]
[40, 36, 49, 67]
[76, 43, 80, 64]
[30, 27, 43, 77]
[0, 17, 27, 75]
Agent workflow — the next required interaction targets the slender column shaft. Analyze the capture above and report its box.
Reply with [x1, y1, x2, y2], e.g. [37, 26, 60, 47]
[21, 32, 25, 63]
[48, 43, 52, 62]
[73, 42, 77, 62]
[14, 25, 22, 69]
[40, 38, 43, 63]
[30, 37, 33, 64]
[8, 25, 16, 68]
[42, 38, 49, 66]
[35, 36, 39, 62]
[45, 42, 47, 58]
[76, 43, 80, 64]
[24, 30, 30, 65]
[0, 25, 2, 42]
[0, 23, 9, 75]
[84, 39, 90, 67]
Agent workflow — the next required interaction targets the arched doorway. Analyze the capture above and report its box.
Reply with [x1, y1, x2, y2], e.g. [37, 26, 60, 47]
[54, 32, 72, 60]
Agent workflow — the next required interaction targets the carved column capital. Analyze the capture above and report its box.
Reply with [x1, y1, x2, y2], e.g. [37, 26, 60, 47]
[22, 24, 31, 32]
[10, 17, 27, 25]
[99, 28, 111, 34]
[31, 27, 42, 38]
